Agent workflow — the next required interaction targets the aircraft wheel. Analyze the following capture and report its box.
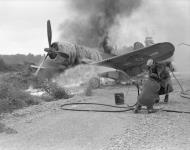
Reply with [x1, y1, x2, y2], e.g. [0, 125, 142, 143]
[89, 77, 100, 89]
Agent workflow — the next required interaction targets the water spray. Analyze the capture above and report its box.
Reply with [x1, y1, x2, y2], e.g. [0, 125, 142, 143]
[178, 43, 190, 47]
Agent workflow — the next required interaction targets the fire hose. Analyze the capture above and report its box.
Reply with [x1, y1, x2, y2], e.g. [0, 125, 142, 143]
[61, 102, 134, 113]
[60, 80, 190, 114]
[60, 102, 190, 114]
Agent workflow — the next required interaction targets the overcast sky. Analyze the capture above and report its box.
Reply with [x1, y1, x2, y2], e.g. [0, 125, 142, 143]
[0, 0, 189, 56]
[0, 0, 68, 55]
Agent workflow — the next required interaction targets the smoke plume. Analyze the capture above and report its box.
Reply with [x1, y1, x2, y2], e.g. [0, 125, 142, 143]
[59, 0, 190, 72]
[59, 0, 142, 48]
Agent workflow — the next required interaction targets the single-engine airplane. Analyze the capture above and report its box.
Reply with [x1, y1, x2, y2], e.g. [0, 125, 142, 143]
[32, 20, 175, 87]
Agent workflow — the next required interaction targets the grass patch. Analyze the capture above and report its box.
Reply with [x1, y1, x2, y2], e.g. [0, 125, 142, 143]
[0, 82, 41, 113]
[0, 68, 73, 114]
[1, 72, 44, 90]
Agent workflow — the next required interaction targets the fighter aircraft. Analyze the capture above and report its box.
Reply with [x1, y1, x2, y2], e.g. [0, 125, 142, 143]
[33, 20, 175, 87]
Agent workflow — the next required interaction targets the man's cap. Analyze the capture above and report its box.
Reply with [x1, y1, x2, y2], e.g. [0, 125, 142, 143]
[146, 59, 154, 66]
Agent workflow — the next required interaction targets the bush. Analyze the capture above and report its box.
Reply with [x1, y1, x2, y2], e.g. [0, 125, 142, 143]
[0, 81, 40, 113]
[1, 72, 45, 90]
[0, 69, 73, 114]
[0, 58, 8, 72]
[0, 98, 13, 113]
[41, 81, 72, 100]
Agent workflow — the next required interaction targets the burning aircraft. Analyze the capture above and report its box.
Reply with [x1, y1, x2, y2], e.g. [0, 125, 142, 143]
[32, 20, 175, 88]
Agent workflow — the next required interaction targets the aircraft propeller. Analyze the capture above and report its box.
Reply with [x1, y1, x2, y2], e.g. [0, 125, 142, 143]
[34, 20, 69, 76]
[34, 20, 51, 76]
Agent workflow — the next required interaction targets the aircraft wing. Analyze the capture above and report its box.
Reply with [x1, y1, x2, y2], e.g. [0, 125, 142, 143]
[94, 42, 175, 76]
[95, 42, 175, 69]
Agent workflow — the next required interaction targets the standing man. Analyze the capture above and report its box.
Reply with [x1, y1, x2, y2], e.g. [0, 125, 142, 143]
[158, 61, 174, 103]
[146, 59, 173, 103]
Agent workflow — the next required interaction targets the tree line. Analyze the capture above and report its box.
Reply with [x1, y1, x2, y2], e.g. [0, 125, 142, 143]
[0, 54, 43, 72]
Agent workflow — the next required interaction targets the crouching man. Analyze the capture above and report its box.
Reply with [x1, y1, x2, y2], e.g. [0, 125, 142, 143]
[134, 62, 161, 113]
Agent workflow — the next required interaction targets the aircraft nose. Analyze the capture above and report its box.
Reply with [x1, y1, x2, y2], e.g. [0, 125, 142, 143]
[44, 48, 50, 52]
[44, 48, 58, 59]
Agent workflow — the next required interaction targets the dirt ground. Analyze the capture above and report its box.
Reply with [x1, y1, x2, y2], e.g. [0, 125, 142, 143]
[0, 78, 190, 150]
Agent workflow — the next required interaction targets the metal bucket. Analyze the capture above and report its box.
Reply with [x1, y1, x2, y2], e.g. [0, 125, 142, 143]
[115, 93, 124, 105]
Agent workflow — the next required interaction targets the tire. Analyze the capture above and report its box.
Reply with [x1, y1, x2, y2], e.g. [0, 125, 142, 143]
[89, 77, 100, 89]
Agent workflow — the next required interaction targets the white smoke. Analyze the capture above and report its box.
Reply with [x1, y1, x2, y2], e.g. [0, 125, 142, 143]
[60, 0, 190, 72]
[108, 0, 190, 71]
[54, 64, 116, 94]
[110, 0, 190, 45]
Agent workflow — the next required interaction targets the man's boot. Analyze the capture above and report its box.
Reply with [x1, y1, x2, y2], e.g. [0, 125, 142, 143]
[134, 104, 142, 113]
[147, 105, 156, 113]
[164, 94, 169, 103]
[155, 97, 160, 103]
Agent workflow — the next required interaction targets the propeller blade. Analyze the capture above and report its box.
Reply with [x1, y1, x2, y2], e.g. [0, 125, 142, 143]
[34, 54, 48, 76]
[47, 20, 52, 48]
[35, 20, 53, 76]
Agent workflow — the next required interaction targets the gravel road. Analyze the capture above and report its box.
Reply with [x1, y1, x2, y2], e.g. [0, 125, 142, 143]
[0, 82, 190, 150]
